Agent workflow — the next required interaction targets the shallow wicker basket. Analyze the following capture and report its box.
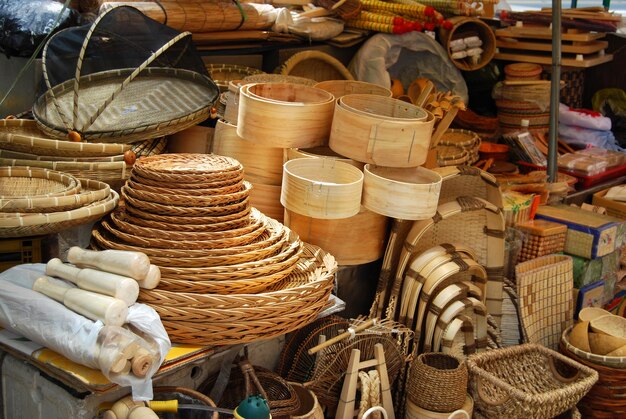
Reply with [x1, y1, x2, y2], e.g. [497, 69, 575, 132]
[329, 94, 434, 167]
[237, 83, 335, 148]
[467, 343, 598, 419]
[205, 63, 264, 92]
[434, 165, 503, 209]
[279, 50, 354, 82]
[281, 158, 363, 220]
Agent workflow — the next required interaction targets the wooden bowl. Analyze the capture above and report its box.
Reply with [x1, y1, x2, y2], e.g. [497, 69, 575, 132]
[578, 307, 611, 323]
[589, 332, 626, 355]
[569, 321, 591, 353]
[590, 315, 626, 339]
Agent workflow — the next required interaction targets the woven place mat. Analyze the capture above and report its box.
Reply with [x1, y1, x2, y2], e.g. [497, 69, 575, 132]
[132, 153, 243, 180]
[121, 209, 251, 233]
[0, 166, 81, 199]
[121, 187, 250, 217]
[0, 119, 131, 157]
[124, 201, 251, 225]
[439, 129, 480, 149]
[1, 178, 110, 213]
[0, 190, 118, 238]
[108, 207, 262, 241]
[129, 171, 245, 190]
[123, 180, 251, 207]
[126, 178, 244, 197]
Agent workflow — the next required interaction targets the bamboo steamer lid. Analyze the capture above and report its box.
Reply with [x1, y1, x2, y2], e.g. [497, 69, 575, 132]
[329, 94, 434, 167]
[237, 83, 335, 148]
[285, 146, 364, 171]
[213, 119, 284, 186]
[284, 206, 388, 265]
[362, 165, 442, 220]
[281, 158, 363, 220]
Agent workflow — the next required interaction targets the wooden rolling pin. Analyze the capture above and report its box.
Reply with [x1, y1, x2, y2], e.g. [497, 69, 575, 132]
[67, 247, 150, 282]
[138, 264, 161, 290]
[46, 258, 139, 306]
[33, 276, 128, 327]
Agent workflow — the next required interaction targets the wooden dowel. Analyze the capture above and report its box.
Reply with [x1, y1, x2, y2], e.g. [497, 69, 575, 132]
[307, 318, 377, 355]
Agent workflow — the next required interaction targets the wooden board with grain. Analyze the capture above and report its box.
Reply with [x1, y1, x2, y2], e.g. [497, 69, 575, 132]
[496, 39, 608, 55]
[494, 51, 613, 68]
[495, 27, 606, 42]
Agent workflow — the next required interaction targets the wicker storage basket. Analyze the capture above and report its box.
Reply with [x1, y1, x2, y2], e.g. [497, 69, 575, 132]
[290, 383, 324, 419]
[281, 158, 363, 220]
[284, 206, 388, 266]
[314, 80, 392, 99]
[407, 353, 468, 413]
[362, 165, 442, 220]
[329, 94, 434, 167]
[467, 343, 598, 419]
[237, 83, 335, 148]
[516, 220, 567, 263]
[279, 50, 354, 82]
[515, 255, 574, 350]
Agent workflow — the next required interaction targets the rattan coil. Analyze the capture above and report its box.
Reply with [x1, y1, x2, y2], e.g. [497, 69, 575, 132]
[124, 201, 251, 225]
[0, 119, 131, 157]
[0, 166, 81, 198]
[1, 178, 110, 213]
[129, 171, 244, 190]
[467, 343, 598, 419]
[126, 178, 244, 197]
[123, 180, 251, 207]
[407, 352, 468, 413]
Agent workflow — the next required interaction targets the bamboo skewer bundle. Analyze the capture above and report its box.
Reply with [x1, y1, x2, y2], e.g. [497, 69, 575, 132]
[100, 1, 278, 32]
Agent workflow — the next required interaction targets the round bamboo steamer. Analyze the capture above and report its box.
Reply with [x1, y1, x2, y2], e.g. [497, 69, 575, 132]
[405, 395, 473, 419]
[249, 182, 284, 223]
[237, 83, 335, 148]
[314, 80, 392, 99]
[223, 79, 244, 124]
[284, 206, 388, 265]
[329, 94, 435, 167]
[281, 158, 363, 220]
[285, 146, 364, 171]
[289, 383, 324, 419]
[362, 165, 442, 220]
[213, 119, 284, 185]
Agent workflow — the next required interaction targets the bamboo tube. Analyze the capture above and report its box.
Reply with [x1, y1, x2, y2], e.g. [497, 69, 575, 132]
[307, 318, 377, 354]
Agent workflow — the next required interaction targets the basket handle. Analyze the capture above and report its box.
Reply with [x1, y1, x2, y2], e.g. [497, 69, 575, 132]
[547, 356, 580, 384]
[41, 28, 74, 132]
[475, 375, 510, 407]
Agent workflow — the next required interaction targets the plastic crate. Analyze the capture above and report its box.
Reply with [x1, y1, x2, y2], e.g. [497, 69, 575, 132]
[0, 237, 43, 272]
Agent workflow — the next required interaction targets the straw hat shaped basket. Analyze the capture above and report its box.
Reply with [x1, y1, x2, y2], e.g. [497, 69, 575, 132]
[279, 50, 354, 82]
[32, 6, 219, 143]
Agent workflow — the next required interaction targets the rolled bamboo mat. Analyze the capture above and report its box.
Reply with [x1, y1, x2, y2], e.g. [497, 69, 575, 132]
[99, 2, 277, 32]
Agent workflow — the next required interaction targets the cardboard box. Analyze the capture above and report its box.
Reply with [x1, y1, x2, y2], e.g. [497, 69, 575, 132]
[593, 188, 626, 220]
[535, 204, 623, 259]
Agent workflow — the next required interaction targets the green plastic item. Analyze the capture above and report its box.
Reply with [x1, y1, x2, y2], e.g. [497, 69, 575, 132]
[234, 395, 271, 419]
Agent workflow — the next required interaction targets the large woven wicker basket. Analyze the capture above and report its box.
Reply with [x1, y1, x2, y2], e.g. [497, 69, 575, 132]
[467, 343, 598, 418]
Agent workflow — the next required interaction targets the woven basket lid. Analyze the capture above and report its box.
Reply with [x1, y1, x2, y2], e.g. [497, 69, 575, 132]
[504, 63, 543, 79]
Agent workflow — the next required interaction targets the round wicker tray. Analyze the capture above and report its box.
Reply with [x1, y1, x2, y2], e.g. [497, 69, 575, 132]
[123, 180, 251, 208]
[0, 166, 81, 199]
[132, 153, 243, 181]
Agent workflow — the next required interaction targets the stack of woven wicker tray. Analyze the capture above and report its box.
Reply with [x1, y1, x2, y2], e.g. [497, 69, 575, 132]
[435, 129, 481, 167]
[0, 166, 118, 238]
[91, 153, 337, 346]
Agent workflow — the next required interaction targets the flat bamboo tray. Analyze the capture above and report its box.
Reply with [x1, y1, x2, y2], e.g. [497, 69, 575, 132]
[0, 119, 131, 157]
[281, 158, 363, 220]
[362, 165, 442, 220]
[329, 94, 434, 167]
[0, 149, 125, 163]
[205, 63, 264, 92]
[237, 83, 335, 148]
[213, 119, 284, 185]
[0, 158, 129, 184]
[284, 206, 388, 266]
[132, 153, 243, 181]
[0, 166, 81, 199]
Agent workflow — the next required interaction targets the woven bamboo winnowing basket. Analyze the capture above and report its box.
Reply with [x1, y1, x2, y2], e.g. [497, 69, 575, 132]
[279, 50, 354, 82]
[32, 6, 219, 143]
[467, 344, 598, 419]
[515, 255, 574, 351]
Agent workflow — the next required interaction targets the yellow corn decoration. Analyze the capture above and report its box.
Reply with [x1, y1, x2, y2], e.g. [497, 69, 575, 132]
[345, 18, 397, 33]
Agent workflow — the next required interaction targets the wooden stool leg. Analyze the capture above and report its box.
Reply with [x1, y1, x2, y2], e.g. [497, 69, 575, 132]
[374, 344, 395, 419]
[335, 349, 362, 419]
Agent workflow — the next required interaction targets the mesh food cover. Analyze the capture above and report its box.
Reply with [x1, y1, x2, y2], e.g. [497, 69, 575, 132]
[33, 5, 219, 143]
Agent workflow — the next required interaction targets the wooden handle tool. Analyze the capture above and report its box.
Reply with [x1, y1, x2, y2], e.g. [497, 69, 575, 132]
[308, 318, 377, 355]
[67, 247, 150, 281]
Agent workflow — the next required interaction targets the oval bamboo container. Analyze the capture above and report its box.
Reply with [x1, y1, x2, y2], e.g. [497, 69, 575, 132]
[237, 83, 335, 148]
[284, 206, 388, 265]
[362, 165, 442, 220]
[250, 183, 284, 223]
[314, 80, 392, 100]
[281, 158, 363, 220]
[285, 146, 364, 171]
[213, 119, 284, 185]
[329, 94, 435, 167]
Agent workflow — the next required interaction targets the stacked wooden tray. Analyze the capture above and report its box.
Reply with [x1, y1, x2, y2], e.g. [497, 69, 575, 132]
[495, 26, 613, 68]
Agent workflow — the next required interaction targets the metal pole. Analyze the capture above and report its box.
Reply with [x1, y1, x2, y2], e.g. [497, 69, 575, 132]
[548, 0, 562, 182]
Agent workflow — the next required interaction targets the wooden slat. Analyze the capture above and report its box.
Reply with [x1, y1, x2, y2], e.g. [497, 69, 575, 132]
[496, 39, 608, 54]
[495, 27, 606, 42]
[494, 51, 613, 68]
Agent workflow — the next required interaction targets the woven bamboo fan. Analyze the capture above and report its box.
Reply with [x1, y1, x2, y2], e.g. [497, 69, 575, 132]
[396, 196, 506, 326]
[286, 146, 364, 171]
[279, 50, 354, 82]
[213, 119, 284, 185]
[205, 63, 264, 92]
[0, 119, 131, 157]
[434, 165, 503, 209]
[32, 6, 219, 143]
[329, 94, 434, 167]
[362, 165, 442, 220]
[284, 206, 388, 266]
[314, 80, 392, 99]
[237, 83, 335, 148]
[281, 158, 363, 220]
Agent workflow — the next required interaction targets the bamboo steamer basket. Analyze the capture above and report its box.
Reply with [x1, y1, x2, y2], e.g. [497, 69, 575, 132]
[329, 94, 434, 167]
[285, 146, 364, 171]
[362, 165, 442, 220]
[237, 83, 335, 148]
[213, 119, 284, 185]
[284, 206, 388, 265]
[438, 16, 496, 72]
[250, 183, 284, 223]
[313, 80, 392, 100]
[281, 158, 363, 220]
